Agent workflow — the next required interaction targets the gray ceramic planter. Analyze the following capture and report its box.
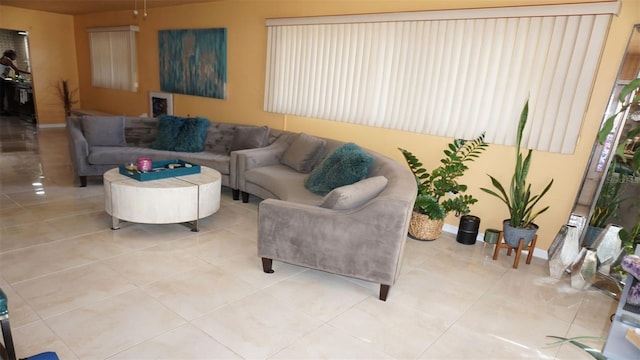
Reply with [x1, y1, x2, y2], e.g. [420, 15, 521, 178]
[503, 220, 539, 247]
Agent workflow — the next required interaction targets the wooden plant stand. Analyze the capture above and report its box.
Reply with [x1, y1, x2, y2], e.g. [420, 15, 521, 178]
[492, 231, 537, 269]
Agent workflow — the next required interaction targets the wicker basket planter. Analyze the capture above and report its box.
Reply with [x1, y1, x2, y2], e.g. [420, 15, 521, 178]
[409, 211, 444, 241]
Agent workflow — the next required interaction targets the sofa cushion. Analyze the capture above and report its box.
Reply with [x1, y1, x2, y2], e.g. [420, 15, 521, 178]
[230, 126, 270, 151]
[245, 164, 322, 204]
[305, 143, 374, 195]
[318, 176, 388, 210]
[87, 146, 172, 165]
[82, 116, 126, 147]
[280, 133, 327, 173]
[124, 117, 159, 147]
[203, 123, 238, 154]
[87, 146, 231, 175]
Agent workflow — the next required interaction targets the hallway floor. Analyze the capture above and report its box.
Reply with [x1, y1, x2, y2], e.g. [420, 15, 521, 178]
[0, 115, 618, 359]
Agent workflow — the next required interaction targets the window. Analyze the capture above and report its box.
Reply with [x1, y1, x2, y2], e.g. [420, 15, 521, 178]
[87, 25, 139, 92]
[264, 1, 620, 153]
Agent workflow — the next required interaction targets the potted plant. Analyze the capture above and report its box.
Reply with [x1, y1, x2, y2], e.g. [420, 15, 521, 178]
[587, 78, 640, 247]
[55, 79, 78, 116]
[480, 100, 554, 247]
[597, 78, 640, 176]
[584, 161, 628, 247]
[611, 219, 640, 281]
[398, 133, 488, 240]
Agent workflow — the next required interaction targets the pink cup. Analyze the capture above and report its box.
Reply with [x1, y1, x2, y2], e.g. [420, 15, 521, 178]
[137, 157, 152, 172]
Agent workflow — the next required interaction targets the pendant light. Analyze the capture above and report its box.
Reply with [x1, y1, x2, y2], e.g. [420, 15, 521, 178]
[133, 0, 147, 18]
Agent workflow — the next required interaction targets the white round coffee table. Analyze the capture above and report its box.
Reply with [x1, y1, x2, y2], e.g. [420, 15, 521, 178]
[103, 166, 221, 231]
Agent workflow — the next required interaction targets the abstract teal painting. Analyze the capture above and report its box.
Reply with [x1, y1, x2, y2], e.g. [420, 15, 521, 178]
[159, 28, 227, 99]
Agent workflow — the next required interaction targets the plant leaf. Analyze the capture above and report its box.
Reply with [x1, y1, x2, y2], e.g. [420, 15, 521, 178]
[618, 78, 640, 103]
[545, 336, 607, 360]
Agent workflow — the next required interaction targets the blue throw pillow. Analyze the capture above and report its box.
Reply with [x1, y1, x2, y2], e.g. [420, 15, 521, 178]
[151, 115, 183, 151]
[151, 116, 210, 152]
[305, 143, 374, 195]
[174, 117, 210, 152]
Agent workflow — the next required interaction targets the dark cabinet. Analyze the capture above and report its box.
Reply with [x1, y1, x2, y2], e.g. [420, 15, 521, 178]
[2, 79, 35, 123]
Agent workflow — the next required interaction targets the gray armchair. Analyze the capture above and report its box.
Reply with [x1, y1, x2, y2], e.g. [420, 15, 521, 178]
[257, 154, 417, 301]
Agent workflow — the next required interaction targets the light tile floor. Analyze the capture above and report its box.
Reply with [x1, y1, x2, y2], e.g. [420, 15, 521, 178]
[0, 115, 619, 359]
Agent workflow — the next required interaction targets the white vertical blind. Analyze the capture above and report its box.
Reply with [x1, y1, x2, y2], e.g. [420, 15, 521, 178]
[87, 26, 138, 92]
[264, 2, 619, 153]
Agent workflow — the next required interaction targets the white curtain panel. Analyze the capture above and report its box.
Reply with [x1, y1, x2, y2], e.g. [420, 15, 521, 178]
[264, 1, 619, 153]
[88, 26, 138, 92]
[89, 32, 111, 89]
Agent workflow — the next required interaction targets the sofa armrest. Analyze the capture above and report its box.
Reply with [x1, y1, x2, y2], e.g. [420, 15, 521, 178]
[66, 117, 90, 177]
[230, 134, 292, 190]
[258, 196, 413, 286]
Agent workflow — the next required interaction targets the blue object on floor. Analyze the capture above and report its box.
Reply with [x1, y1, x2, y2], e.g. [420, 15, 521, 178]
[1, 288, 59, 360]
[0, 287, 17, 360]
[25, 352, 60, 360]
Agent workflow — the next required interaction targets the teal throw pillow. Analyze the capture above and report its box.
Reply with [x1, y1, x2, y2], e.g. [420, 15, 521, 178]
[151, 116, 210, 152]
[151, 115, 183, 151]
[305, 143, 374, 195]
[174, 117, 210, 152]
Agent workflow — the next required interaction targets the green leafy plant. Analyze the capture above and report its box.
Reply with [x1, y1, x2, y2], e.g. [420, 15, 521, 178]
[620, 220, 640, 251]
[594, 78, 640, 275]
[398, 133, 488, 220]
[612, 219, 640, 276]
[597, 78, 640, 176]
[480, 100, 554, 229]
[588, 163, 627, 228]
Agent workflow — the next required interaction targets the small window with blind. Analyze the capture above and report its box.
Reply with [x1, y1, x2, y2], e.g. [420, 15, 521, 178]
[86, 25, 139, 92]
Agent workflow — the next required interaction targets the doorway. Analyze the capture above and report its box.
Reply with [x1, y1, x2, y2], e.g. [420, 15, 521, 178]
[0, 27, 36, 124]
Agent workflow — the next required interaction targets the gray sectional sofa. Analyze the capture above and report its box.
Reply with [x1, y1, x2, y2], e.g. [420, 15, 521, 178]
[66, 115, 284, 188]
[66, 115, 417, 300]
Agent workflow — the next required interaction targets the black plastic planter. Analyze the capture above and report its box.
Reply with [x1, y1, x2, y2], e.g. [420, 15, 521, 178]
[457, 215, 480, 245]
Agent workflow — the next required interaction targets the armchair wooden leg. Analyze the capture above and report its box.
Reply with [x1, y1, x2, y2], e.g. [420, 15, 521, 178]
[261, 258, 274, 274]
[80, 176, 87, 187]
[232, 189, 240, 200]
[241, 191, 250, 203]
[379, 284, 390, 301]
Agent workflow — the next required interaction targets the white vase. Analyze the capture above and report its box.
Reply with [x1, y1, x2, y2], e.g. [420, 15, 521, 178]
[548, 224, 580, 279]
[570, 248, 598, 290]
[592, 224, 623, 275]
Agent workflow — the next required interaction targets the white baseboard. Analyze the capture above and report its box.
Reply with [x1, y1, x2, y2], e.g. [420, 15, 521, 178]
[442, 223, 548, 260]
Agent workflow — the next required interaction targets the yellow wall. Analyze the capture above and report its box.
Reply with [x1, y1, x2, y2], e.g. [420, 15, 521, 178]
[7, 0, 640, 250]
[0, 6, 78, 125]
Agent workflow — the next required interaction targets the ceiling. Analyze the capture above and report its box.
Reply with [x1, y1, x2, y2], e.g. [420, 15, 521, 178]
[0, 0, 219, 15]
[3, 0, 638, 56]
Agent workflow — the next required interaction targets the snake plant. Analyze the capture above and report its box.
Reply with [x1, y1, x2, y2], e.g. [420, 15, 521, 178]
[480, 100, 554, 229]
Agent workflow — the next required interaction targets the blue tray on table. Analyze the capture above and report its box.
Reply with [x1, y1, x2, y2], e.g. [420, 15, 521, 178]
[118, 159, 201, 181]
